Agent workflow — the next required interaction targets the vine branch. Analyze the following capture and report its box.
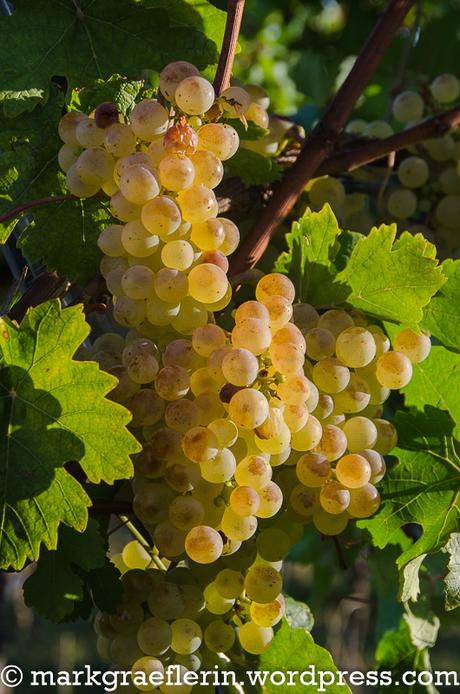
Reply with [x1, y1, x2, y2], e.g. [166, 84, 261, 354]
[0, 194, 74, 226]
[213, 0, 245, 95]
[229, 0, 416, 275]
[318, 105, 460, 176]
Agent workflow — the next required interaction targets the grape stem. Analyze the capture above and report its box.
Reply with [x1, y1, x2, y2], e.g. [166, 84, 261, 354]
[318, 105, 460, 176]
[0, 194, 74, 226]
[118, 514, 168, 571]
[213, 0, 246, 95]
[229, 0, 416, 275]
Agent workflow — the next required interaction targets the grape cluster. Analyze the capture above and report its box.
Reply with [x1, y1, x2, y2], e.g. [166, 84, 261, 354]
[308, 73, 460, 257]
[59, 61, 432, 686]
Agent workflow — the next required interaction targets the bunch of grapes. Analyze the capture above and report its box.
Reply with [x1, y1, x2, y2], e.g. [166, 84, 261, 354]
[306, 73, 460, 257]
[59, 61, 432, 686]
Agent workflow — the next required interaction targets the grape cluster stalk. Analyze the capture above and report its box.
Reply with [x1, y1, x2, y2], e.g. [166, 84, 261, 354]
[58, 61, 432, 690]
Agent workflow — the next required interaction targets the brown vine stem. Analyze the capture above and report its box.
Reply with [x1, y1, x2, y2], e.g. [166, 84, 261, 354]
[229, 0, 416, 276]
[318, 105, 460, 176]
[0, 194, 74, 226]
[213, 0, 245, 96]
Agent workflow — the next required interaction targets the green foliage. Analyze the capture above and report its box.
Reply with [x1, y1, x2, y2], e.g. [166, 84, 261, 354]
[422, 258, 460, 352]
[0, 0, 225, 116]
[443, 533, 460, 611]
[360, 408, 460, 571]
[225, 148, 282, 186]
[23, 521, 107, 621]
[259, 620, 351, 693]
[0, 300, 139, 571]
[68, 75, 145, 116]
[284, 595, 314, 631]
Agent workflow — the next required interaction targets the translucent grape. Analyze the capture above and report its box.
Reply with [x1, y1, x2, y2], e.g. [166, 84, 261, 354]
[131, 656, 164, 691]
[360, 448, 386, 483]
[316, 424, 347, 462]
[228, 388, 269, 429]
[348, 483, 381, 518]
[221, 85, 251, 116]
[204, 620, 236, 653]
[187, 263, 228, 304]
[98, 224, 125, 257]
[128, 389, 165, 427]
[387, 188, 417, 219]
[230, 486, 260, 517]
[312, 358, 350, 394]
[291, 415, 322, 452]
[175, 76, 215, 115]
[75, 147, 114, 186]
[185, 526, 223, 563]
[373, 418, 398, 455]
[309, 176, 346, 210]
[244, 566, 282, 603]
[219, 218, 240, 255]
[317, 309, 354, 337]
[256, 272, 295, 304]
[313, 508, 349, 536]
[141, 195, 182, 238]
[66, 164, 100, 197]
[201, 447, 236, 483]
[215, 569, 244, 599]
[335, 327, 376, 368]
[120, 165, 160, 205]
[392, 90, 424, 123]
[75, 118, 105, 148]
[319, 480, 350, 514]
[221, 507, 257, 541]
[159, 61, 200, 101]
[170, 618, 202, 655]
[256, 481, 283, 518]
[172, 297, 208, 334]
[177, 185, 218, 223]
[235, 455, 272, 489]
[250, 595, 285, 628]
[146, 296, 180, 327]
[190, 218, 224, 250]
[203, 583, 234, 615]
[290, 484, 319, 516]
[197, 123, 239, 161]
[238, 622, 273, 655]
[182, 426, 219, 463]
[104, 122, 136, 157]
[130, 99, 169, 140]
[58, 111, 87, 146]
[335, 453, 372, 488]
[277, 373, 310, 406]
[190, 149, 224, 189]
[232, 318, 272, 356]
[296, 452, 330, 487]
[137, 617, 172, 656]
[376, 350, 413, 388]
[158, 154, 195, 192]
[397, 156, 429, 189]
[110, 191, 142, 222]
[430, 73, 460, 103]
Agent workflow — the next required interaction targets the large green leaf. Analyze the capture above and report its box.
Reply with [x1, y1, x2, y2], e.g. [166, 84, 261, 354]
[422, 258, 460, 353]
[259, 621, 351, 694]
[0, 300, 139, 571]
[336, 226, 446, 325]
[225, 148, 282, 186]
[360, 408, 460, 572]
[399, 345, 460, 440]
[0, 0, 226, 116]
[23, 520, 105, 621]
[274, 205, 350, 306]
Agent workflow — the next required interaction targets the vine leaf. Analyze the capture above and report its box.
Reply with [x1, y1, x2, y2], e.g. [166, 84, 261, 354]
[274, 205, 350, 306]
[23, 520, 106, 621]
[225, 148, 282, 186]
[422, 258, 460, 353]
[336, 226, 446, 325]
[400, 344, 460, 439]
[0, 0, 226, 116]
[443, 533, 460, 611]
[68, 75, 145, 116]
[399, 554, 427, 603]
[259, 620, 351, 693]
[359, 407, 460, 572]
[284, 595, 314, 631]
[0, 300, 139, 571]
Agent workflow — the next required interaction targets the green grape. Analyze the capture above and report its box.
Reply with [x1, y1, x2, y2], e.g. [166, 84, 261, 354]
[232, 318, 272, 356]
[376, 350, 413, 388]
[430, 73, 460, 103]
[147, 581, 186, 621]
[137, 617, 172, 655]
[163, 338, 202, 371]
[197, 123, 239, 161]
[66, 163, 100, 197]
[394, 327, 431, 363]
[110, 600, 144, 634]
[194, 392, 225, 425]
[75, 118, 105, 148]
[256, 272, 295, 304]
[342, 416, 378, 452]
[363, 121, 393, 139]
[159, 153, 195, 191]
[97, 224, 126, 258]
[164, 399, 201, 433]
[190, 149, 224, 189]
[238, 621, 273, 655]
[345, 119, 367, 134]
[221, 85, 251, 116]
[255, 482, 283, 518]
[146, 296, 181, 327]
[306, 327, 335, 361]
[246, 101, 269, 128]
[165, 461, 200, 493]
[264, 294, 293, 330]
[276, 373, 310, 406]
[192, 324, 227, 358]
[75, 147, 114, 186]
[373, 418, 397, 455]
[256, 528, 291, 562]
[333, 374, 370, 414]
[121, 265, 155, 300]
[244, 565, 282, 603]
[190, 218, 225, 251]
[313, 393, 334, 420]
[230, 485, 260, 516]
[187, 263, 228, 304]
[131, 656, 164, 692]
[130, 99, 169, 140]
[128, 389, 165, 427]
[204, 620, 236, 653]
[170, 618, 202, 655]
[439, 166, 460, 194]
[113, 296, 146, 328]
[436, 194, 460, 230]
[283, 402, 309, 433]
[360, 448, 386, 483]
[392, 90, 424, 123]
[182, 426, 218, 463]
[234, 300, 268, 324]
[387, 188, 417, 219]
[58, 111, 87, 146]
[296, 452, 331, 487]
[159, 664, 193, 694]
[397, 156, 429, 188]
[104, 122, 136, 157]
[312, 358, 350, 394]
[180, 584, 205, 620]
[221, 507, 257, 541]
[308, 176, 346, 211]
[305, 381, 320, 412]
[174, 652, 201, 672]
[141, 195, 182, 238]
[290, 484, 319, 516]
[168, 496, 204, 531]
[312, 508, 349, 535]
[335, 327, 376, 368]
[317, 309, 354, 337]
[315, 424, 347, 462]
[185, 525, 223, 563]
[291, 415, 322, 452]
[121, 221, 160, 258]
[175, 76, 215, 115]
[319, 480, 350, 514]
[292, 303, 319, 332]
[159, 61, 200, 101]
[250, 594, 285, 627]
[215, 568, 244, 599]
[218, 218, 240, 255]
[348, 483, 381, 518]
[177, 184, 218, 223]
[110, 190, 142, 222]
[228, 389, 269, 429]
[335, 453, 372, 488]
[235, 455, 272, 489]
[207, 418, 238, 448]
[154, 266, 190, 302]
[133, 482, 174, 525]
[204, 582, 235, 615]
[220, 348, 258, 387]
[201, 448, 236, 484]
[119, 165, 160, 206]
[121, 541, 154, 571]
[154, 364, 190, 401]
